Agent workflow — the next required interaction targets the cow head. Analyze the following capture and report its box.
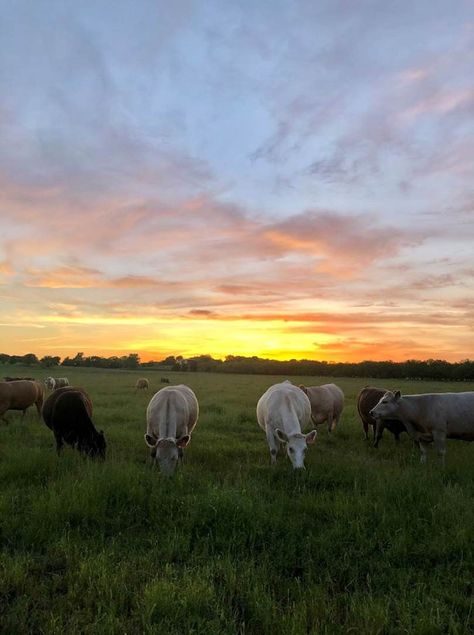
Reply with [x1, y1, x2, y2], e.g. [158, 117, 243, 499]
[81, 429, 106, 459]
[144, 433, 190, 476]
[275, 429, 317, 469]
[370, 390, 401, 419]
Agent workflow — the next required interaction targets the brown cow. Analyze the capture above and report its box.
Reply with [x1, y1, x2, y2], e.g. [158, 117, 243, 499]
[357, 386, 406, 447]
[0, 380, 44, 422]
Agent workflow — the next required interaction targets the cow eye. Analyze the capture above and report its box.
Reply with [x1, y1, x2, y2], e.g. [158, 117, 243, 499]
[289, 447, 294, 453]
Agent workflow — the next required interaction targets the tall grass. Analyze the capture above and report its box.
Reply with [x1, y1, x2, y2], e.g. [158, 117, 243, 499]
[1, 366, 473, 633]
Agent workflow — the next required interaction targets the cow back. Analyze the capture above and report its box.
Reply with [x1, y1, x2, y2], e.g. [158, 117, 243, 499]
[43, 386, 92, 429]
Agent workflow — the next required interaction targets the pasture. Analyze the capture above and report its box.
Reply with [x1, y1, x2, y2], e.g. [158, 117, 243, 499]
[0, 366, 473, 634]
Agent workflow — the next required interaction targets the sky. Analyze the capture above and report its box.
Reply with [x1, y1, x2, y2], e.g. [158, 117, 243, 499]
[0, 0, 473, 363]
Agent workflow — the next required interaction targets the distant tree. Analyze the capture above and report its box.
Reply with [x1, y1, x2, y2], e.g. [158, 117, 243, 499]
[22, 353, 39, 366]
[40, 355, 61, 368]
[121, 353, 140, 369]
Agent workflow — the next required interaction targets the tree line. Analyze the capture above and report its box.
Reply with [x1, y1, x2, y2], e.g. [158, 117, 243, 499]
[1, 352, 474, 381]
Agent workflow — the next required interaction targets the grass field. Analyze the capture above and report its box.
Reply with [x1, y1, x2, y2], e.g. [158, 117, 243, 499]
[0, 365, 473, 634]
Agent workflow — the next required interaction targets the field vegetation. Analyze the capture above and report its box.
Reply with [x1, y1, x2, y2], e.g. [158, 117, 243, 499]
[1, 365, 473, 634]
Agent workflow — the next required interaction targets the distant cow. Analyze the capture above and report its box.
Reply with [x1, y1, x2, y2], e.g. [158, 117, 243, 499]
[135, 378, 149, 392]
[160, 377, 170, 384]
[0, 380, 44, 422]
[42, 387, 105, 458]
[357, 386, 407, 447]
[257, 380, 317, 469]
[45, 377, 69, 390]
[4, 376, 35, 382]
[299, 383, 344, 432]
[370, 390, 474, 464]
[144, 385, 199, 476]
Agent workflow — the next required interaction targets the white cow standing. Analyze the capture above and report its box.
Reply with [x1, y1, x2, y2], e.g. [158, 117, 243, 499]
[144, 385, 199, 476]
[257, 380, 317, 469]
[299, 383, 344, 432]
[370, 390, 474, 465]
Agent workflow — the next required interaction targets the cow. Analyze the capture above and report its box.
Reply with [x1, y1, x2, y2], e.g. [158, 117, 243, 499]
[0, 380, 44, 422]
[4, 376, 35, 381]
[160, 377, 170, 384]
[370, 390, 474, 464]
[45, 377, 69, 390]
[135, 378, 149, 392]
[42, 387, 105, 458]
[144, 385, 199, 476]
[357, 386, 407, 447]
[257, 380, 317, 469]
[299, 383, 344, 432]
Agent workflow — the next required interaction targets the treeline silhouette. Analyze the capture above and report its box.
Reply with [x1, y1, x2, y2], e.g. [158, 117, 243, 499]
[1, 352, 474, 381]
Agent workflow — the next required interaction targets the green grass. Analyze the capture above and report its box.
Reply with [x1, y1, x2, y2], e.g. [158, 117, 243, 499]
[1, 366, 473, 634]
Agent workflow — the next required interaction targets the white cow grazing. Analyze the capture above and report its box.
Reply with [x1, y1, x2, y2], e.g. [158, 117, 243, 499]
[370, 390, 474, 464]
[144, 385, 199, 476]
[45, 377, 56, 390]
[299, 383, 344, 432]
[257, 380, 317, 469]
[44, 377, 69, 390]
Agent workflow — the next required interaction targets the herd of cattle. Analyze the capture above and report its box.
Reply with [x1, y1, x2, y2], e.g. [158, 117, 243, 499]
[1, 376, 473, 473]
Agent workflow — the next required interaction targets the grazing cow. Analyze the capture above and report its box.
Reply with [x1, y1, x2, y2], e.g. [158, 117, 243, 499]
[299, 383, 344, 432]
[357, 386, 407, 447]
[135, 378, 149, 392]
[370, 390, 474, 464]
[0, 380, 44, 422]
[144, 385, 199, 476]
[45, 377, 69, 390]
[42, 387, 105, 458]
[160, 377, 170, 384]
[257, 380, 317, 469]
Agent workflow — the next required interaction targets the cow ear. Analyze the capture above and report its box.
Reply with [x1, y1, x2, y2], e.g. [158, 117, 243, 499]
[394, 390, 401, 400]
[176, 434, 190, 448]
[275, 428, 288, 443]
[298, 385, 308, 394]
[305, 429, 317, 445]
[144, 434, 157, 447]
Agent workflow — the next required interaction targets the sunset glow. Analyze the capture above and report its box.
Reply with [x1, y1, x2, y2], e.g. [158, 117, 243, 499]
[1, 1, 473, 363]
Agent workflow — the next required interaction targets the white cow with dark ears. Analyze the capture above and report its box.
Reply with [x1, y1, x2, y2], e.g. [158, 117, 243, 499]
[144, 385, 199, 476]
[257, 380, 317, 469]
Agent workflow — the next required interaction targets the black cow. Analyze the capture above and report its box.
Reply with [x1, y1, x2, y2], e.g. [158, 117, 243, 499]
[42, 387, 106, 458]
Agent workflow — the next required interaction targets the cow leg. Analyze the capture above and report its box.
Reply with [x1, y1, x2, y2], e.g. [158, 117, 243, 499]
[373, 420, 384, 448]
[326, 410, 334, 433]
[363, 420, 369, 440]
[432, 430, 446, 467]
[418, 441, 429, 464]
[54, 431, 64, 455]
[266, 429, 279, 465]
